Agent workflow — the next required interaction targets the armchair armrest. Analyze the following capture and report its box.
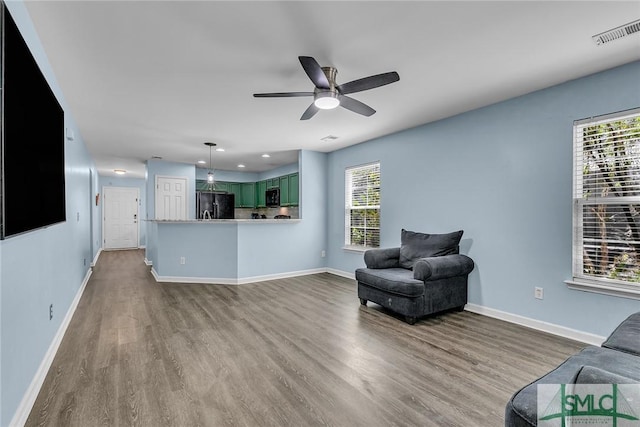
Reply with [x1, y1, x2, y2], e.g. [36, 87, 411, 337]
[413, 254, 474, 281]
[364, 247, 401, 269]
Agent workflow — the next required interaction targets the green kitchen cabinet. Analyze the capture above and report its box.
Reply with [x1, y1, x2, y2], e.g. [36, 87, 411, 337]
[279, 175, 290, 206]
[256, 180, 267, 207]
[214, 181, 230, 192]
[266, 178, 279, 189]
[288, 173, 299, 206]
[240, 182, 255, 208]
[229, 183, 242, 207]
[196, 179, 230, 192]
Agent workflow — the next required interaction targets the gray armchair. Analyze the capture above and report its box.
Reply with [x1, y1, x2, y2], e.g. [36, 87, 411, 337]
[355, 229, 474, 324]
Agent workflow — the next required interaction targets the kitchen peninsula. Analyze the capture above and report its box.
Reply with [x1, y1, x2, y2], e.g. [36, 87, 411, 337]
[146, 218, 313, 285]
[144, 151, 328, 285]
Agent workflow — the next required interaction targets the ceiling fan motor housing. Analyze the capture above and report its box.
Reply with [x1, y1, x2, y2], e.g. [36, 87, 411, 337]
[314, 67, 340, 109]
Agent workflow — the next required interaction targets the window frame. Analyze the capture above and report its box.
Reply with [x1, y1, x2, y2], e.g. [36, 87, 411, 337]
[566, 107, 640, 300]
[344, 162, 380, 251]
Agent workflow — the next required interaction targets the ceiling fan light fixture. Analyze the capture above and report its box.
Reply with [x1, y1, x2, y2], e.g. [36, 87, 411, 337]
[314, 92, 340, 110]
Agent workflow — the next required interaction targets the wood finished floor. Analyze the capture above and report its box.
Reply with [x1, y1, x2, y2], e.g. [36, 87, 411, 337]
[25, 249, 585, 427]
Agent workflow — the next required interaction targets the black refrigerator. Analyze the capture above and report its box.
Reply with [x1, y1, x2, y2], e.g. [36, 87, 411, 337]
[196, 192, 235, 219]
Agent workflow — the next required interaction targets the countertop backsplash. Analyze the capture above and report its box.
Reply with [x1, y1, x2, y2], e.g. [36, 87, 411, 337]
[235, 206, 299, 219]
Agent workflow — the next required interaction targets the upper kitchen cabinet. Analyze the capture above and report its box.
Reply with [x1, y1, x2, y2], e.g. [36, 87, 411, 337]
[278, 173, 299, 207]
[256, 180, 267, 208]
[240, 183, 255, 208]
[280, 175, 290, 206]
[288, 173, 299, 206]
[195, 180, 230, 192]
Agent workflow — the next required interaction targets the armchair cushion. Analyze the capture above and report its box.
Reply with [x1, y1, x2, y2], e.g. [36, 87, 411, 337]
[364, 247, 401, 269]
[602, 312, 640, 356]
[356, 268, 425, 297]
[575, 365, 637, 385]
[413, 254, 475, 281]
[399, 229, 463, 269]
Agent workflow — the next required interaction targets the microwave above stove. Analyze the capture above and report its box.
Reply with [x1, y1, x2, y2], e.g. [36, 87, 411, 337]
[266, 188, 280, 207]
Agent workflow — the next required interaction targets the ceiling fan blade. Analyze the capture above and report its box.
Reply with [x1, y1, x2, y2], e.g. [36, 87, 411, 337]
[337, 71, 400, 95]
[299, 56, 330, 89]
[300, 103, 319, 120]
[253, 92, 314, 98]
[338, 95, 376, 117]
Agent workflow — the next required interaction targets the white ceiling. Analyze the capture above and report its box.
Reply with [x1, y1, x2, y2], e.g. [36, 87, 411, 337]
[24, 1, 640, 178]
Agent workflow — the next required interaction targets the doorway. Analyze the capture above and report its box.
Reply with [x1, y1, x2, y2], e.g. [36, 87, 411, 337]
[103, 186, 139, 249]
[155, 176, 188, 220]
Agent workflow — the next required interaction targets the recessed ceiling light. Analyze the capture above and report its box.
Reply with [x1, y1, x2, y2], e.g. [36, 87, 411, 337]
[197, 160, 206, 164]
[114, 169, 126, 175]
[215, 148, 225, 152]
[237, 164, 246, 168]
[261, 154, 270, 158]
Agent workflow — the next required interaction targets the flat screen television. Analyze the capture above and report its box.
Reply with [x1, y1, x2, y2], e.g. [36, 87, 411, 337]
[1, 3, 66, 238]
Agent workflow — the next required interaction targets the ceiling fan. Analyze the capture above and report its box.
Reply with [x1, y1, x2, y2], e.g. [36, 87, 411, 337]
[253, 56, 400, 120]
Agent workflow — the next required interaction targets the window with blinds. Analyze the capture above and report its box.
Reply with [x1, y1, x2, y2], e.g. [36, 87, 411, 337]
[572, 108, 640, 294]
[345, 162, 380, 249]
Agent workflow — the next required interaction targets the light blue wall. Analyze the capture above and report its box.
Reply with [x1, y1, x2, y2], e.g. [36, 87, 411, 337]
[155, 223, 238, 278]
[194, 162, 299, 183]
[98, 175, 147, 247]
[327, 60, 640, 337]
[237, 151, 327, 276]
[257, 162, 298, 181]
[0, 3, 97, 426]
[196, 168, 258, 183]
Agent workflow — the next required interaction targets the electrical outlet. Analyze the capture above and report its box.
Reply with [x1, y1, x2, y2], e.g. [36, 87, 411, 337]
[321, 250, 326, 258]
[534, 287, 544, 300]
[180, 256, 186, 265]
[49, 304, 53, 320]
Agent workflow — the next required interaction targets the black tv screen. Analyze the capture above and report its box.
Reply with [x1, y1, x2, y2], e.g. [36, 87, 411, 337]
[2, 4, 66, 238]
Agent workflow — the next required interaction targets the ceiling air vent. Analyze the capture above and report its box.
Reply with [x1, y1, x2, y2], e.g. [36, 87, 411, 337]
[593, 19, 640, 45]
[320, 135, 339, 142]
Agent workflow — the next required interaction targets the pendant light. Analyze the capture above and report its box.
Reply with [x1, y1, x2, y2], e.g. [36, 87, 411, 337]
[204, 142, 216, 186]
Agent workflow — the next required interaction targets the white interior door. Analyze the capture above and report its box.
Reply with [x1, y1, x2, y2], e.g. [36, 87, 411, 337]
[155, 176, 187, 220]
[103, 187, 139, 249]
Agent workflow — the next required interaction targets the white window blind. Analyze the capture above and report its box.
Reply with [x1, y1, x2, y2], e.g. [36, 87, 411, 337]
[571, 108, 640, 297]
[345, 162, 380, 249]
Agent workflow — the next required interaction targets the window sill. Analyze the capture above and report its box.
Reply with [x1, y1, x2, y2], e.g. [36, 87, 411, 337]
[564, 279, 640, 301]
[342, 246, 372, 253]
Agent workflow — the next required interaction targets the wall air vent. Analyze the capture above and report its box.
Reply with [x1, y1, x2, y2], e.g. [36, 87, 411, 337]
[592, 19, 640, 45]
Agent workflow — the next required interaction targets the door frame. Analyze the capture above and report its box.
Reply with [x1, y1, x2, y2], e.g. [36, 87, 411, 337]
[102, 186, 140, 250]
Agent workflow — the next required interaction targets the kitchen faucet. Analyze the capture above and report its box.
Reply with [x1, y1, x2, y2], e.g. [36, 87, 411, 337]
[203, 210, 211, 220]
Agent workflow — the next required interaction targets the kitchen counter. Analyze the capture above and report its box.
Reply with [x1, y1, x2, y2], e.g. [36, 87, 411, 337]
[147, 219, 300, 224]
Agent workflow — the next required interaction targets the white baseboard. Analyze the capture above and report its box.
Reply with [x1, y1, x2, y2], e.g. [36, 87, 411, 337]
[326, 268, 355, 280]
[464, 303, 606, 346]
[90, 248, 102, 267]
[151, 267, 328, 285]
[144, 258, 153, 266]
[138, 245, 146, 249]
[10, 267, 92, 427]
